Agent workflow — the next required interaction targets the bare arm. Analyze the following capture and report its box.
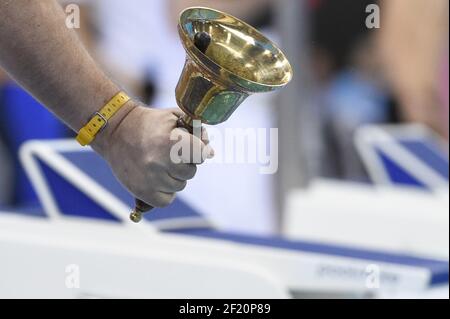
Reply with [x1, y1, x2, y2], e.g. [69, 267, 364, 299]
[0, 0, 212, 207]
[0, 0, 123, 133]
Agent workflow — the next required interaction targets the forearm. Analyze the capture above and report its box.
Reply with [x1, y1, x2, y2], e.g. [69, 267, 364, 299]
[0, 0, 130, 135]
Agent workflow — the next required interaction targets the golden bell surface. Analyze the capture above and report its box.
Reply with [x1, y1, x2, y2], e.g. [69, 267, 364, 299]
[176, 7, 293, 126]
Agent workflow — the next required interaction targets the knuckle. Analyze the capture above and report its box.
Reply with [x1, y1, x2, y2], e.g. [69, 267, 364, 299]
[177, 180, 188, 191]
[171, 163, 197, 180]
[185, 165, 197, 180]
[158, 194, 175, 207]
[151, 196, 166, 208]
[148, 190, 175, 208]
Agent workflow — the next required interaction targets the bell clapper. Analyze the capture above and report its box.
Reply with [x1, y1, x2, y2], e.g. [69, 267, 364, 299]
[193, 31, 211, 54]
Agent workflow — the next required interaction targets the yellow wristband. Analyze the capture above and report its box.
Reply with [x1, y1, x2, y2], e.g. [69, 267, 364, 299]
[76, 92, 130, 146]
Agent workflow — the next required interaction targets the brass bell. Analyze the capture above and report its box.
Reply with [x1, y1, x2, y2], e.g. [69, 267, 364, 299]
[130, 7, 293, 223]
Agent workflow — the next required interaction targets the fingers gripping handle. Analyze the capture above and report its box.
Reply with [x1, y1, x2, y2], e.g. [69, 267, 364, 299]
[129, 114, 194, 223]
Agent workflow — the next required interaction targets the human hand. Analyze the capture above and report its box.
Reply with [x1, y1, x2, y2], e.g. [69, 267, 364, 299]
[93, 103, 214, 207]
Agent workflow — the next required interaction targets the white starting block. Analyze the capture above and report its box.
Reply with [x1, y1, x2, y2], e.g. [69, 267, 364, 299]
[0, 139, 448, 298]
[284, 179, 449, 259]
[355, 124, 448, 190]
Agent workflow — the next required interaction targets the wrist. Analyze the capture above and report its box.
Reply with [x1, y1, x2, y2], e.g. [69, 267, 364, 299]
[90, 99, 139, 155]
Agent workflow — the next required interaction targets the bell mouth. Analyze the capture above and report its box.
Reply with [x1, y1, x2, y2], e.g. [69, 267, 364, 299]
[178, 7, 293, 92]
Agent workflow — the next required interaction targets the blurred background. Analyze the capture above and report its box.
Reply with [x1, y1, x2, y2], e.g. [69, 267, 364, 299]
[0, 0, 448, 299]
